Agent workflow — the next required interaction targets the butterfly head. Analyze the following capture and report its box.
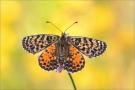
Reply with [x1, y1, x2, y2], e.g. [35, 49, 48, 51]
[61, 33, 69, 38]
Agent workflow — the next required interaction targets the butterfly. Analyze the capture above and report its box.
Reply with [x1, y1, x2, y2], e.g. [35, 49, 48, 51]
[22, 21, 107, 73]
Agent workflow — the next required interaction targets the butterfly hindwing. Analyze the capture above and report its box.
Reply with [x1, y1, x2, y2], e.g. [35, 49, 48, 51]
[68, 36, 107, 58]
[64, 42, 85, 73]
[38, 42, 59, 71]
[22, 34, 59, 54]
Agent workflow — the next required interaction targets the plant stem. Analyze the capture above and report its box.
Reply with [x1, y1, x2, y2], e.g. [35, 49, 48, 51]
[68, 73, 77, 90]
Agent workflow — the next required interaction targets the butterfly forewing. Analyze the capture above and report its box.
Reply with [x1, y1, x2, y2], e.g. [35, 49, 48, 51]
[22, 34, 59, 54]
[68, 36, 107, 58]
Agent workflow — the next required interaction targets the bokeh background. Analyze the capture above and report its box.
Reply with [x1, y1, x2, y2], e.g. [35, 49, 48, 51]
[1, 1, 134, 90]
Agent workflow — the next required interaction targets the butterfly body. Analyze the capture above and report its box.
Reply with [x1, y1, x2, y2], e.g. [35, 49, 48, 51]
[56, 33, 69, 66]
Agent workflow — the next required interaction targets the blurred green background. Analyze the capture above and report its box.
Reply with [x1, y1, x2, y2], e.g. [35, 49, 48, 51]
[1, 1, 134, 90]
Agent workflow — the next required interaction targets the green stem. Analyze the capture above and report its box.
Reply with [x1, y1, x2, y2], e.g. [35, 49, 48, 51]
[68, 73, 77, 90]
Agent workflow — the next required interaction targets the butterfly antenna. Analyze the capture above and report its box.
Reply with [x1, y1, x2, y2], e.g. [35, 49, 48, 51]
[46, 21, 63, 33]
[64, 22, 78, 33]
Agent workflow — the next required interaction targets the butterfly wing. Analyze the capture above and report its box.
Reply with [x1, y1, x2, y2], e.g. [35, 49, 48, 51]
[68, 36, 107, 58]
[38, 42, 59, 71]
[64, 42, 85, 73]
[22, 34, 59, 54]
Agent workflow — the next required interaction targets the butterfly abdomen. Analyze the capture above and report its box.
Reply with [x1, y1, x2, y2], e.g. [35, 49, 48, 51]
[58, 55, 66, 65]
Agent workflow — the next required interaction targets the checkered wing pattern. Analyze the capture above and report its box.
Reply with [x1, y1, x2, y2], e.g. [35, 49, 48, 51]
[64, 42, 85, 73]
[22, 34, 59, 54]
[38, 42, 59, 71]
[68, 36, 107, 58]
